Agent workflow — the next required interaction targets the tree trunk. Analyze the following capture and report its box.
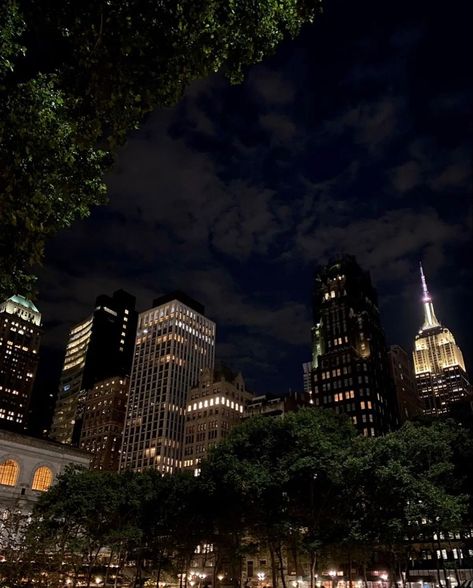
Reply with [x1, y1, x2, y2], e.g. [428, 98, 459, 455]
[134, 549, 143, 588]
[362, 563, 368, 588]
[436, 537, 449, 588]
[348, 551, 353, 588]
[310, 552, 317, 588]
[86, 546, 102, 588]
[269, 544, 278, 588]
[398, 557, 406, 588]
[104, 546, 115, 588]
[276, 543, 287, 588]
[447, 540, 461, 586]
[432, 542, 442, 587]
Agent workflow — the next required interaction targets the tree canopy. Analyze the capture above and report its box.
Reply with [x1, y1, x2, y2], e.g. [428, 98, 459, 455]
[0, 0, 322, 299]
[2, 410, 470, 588]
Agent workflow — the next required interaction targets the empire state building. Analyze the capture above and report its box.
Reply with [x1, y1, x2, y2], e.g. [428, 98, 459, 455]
[412, 264, 471, 415]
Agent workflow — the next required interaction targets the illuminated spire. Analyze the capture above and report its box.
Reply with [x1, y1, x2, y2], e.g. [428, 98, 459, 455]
[419, 262, 440, 330]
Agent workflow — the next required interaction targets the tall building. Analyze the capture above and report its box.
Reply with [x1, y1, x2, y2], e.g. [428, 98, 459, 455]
[79, 376, 128, 471]
[0, 295, 42, 432]
[183, 365, 252, 475]
[50, 290, 137, 445]
[388, 345, 422, 422]
[120, 292, 215, 473]
[302, 361, 312, 396]
[310, 256, 398, 436]
[412, 264, 471, 415]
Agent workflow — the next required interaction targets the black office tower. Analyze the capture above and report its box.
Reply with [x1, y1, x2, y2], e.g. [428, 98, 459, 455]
[310, 256, 398, 436]
[50, 290, 137, 445]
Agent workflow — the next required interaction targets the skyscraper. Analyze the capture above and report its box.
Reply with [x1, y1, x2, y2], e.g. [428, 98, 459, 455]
[183, 365, 252, 475]
[50, 290, 137, 444]
[310, 256, 398, 436]
[79, 376, 129, 471]
[120, 292, 215, 473]
[0, 295, 42, 432]
[388, 344, 422, 422]
[412, 264, 471, 415]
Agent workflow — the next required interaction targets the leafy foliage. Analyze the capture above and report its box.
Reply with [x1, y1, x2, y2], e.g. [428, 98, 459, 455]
[0, 411, 470, 588]
[0, 0, 322, 299]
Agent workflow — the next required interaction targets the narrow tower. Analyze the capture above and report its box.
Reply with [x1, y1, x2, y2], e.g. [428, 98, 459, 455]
[50, 290, 137, 444]
[0, 295, 42, 432]
[310, 256, 399, 436]
[412, 264, 471, 415]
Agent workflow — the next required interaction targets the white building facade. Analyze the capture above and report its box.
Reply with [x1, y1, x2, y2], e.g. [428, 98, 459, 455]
[120, 293, 215, 473]
[0, 429, 90, 512]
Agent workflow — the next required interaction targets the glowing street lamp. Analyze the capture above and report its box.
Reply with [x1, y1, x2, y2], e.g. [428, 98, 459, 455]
[257, 573, 266, 582]
[217, 575, 225, 582]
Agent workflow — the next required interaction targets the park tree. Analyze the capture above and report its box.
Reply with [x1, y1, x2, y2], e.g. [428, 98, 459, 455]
[29, 466, 142, 588]
[348, 421, 467, 588]
[201, 408, 357, 588]
[133, 469, 206, 588]
[0, 0, 322, 299]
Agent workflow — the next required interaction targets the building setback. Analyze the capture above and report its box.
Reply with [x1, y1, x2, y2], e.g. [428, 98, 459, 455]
[183, 365, 252, 475]
[388, 345, 422, 423]
[412, 264, 471, 415]
[244, 391, 308, 419]
[79, 376, 129, 471]
[310, 256, 398, 436]
[0, 296, 42, 433]
[120, 292, 215, 473]
[50, 290, 137, 445]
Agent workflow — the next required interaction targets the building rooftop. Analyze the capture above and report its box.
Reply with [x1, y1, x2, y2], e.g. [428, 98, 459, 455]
[5, 294, 39, 313]
[0, 429, 90, 459]
[152, 291, 205, 315]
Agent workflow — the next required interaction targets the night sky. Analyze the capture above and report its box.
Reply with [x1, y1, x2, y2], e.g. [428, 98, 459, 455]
[35, 0, 472, 399]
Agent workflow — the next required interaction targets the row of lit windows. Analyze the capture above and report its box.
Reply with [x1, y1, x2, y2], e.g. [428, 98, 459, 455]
[334, 390, 355, 401]
[0, 460, 53, 491]
[187, 396, 244, 413]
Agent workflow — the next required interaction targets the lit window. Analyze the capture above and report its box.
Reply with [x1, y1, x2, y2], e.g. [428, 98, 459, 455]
[0, 459, 20, 486]
[32, 466, 53, 492]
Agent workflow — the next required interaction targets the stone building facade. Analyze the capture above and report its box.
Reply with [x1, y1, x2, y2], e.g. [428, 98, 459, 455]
[0, 429, 90, 512]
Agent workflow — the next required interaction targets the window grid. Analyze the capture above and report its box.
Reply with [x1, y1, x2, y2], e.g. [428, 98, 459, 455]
[0, 459, 19, 486]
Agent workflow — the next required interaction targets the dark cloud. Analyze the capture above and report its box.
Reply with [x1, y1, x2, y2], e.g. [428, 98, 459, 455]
[35, 0, 473, 396]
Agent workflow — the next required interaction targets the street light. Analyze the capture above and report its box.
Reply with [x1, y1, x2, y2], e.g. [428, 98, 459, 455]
[217, 575, 225, 582]
[328, 570, 337, 588]
[257, 573, 266, 583]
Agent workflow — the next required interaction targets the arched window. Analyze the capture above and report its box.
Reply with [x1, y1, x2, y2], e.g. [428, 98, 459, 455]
[31, 466, 53, 492]
[0, 459, 20, 486]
